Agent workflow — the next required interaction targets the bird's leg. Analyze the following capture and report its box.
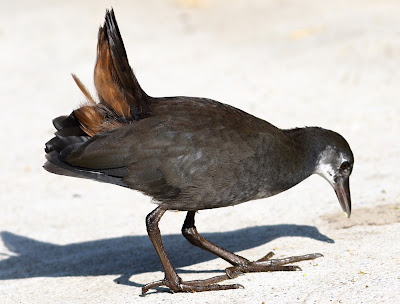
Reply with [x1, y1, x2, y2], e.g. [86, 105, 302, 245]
[182, 211, 323, 279]
[142, 207, 243, 295]
[182, 211, 249, 276]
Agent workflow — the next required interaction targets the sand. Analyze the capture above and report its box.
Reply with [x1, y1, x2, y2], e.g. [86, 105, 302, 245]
[1, 0, 399, 303]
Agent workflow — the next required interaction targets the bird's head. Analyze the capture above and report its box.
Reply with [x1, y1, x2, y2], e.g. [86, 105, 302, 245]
[314, 132, 354, 218]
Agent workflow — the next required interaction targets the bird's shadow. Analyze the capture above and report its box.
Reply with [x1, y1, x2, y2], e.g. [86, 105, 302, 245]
[0, 224, 333, 287]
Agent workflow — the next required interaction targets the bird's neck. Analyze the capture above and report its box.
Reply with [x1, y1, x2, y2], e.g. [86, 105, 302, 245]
[251, 127, 324, 199]
[283, 127, 327, 175]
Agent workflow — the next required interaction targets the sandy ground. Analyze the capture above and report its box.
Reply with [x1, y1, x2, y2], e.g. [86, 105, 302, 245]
[1, 0, 400, 303]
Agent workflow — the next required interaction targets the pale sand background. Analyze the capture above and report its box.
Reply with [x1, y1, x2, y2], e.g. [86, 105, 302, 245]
[1, 0, 400, 303]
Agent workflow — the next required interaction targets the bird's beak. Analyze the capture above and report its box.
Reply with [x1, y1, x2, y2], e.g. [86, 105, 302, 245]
[333, 177, 351, 218]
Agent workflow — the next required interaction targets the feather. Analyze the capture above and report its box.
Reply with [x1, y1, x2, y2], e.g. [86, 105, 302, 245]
[71, 74, 96, 104]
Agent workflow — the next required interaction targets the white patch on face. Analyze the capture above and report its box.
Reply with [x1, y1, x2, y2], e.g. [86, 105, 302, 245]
[314, 146, 339, 185]
[315, 161, 335, 184]
[339, 152, 347, 164]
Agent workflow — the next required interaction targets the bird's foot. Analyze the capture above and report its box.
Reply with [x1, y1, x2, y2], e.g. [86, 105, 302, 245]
[141, 252, 322, 295]
[225, 252, 323, 278]
[142, 274, 243, 295]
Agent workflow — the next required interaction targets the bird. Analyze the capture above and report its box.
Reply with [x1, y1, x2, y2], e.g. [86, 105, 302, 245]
[44, 9, 354, 295]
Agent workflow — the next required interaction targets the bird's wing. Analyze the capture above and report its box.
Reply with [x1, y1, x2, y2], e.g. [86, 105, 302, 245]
[64, 98, 265, 205]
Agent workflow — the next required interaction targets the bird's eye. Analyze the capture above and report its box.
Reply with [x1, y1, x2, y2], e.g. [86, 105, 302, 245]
[340, 161, 351, 170]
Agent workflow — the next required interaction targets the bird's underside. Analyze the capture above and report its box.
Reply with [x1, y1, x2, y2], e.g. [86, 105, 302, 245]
[43, 9, 354, 295]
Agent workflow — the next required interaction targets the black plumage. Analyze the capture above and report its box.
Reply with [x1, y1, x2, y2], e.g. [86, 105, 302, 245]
[44, 9, 354, 294]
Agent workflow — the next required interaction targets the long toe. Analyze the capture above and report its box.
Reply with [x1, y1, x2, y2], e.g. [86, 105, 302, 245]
[180, 282, 244, 293]
[268, 253, 323, 266]
[256, 251, 275, 262]
[142, 274, 243, 295]
[225, 252, 323, 277]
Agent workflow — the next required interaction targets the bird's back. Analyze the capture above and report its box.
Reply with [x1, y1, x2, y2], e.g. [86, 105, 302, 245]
[59, 95, 297, 210]
[44, 9, 303, 211]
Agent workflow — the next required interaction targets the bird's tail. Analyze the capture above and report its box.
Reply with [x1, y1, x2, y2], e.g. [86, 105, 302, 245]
[43, 9, 148, 186]
[73, 8, 151, 137]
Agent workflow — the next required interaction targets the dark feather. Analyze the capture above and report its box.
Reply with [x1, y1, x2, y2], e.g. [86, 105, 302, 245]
[44, 10, 327, 212]
[104, 9, 150, 117]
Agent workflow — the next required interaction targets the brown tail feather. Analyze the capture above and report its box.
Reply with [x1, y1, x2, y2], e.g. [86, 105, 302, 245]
[72, 9, 150, 137]
[104, 9, 149, 115]
[72, 74, 96, 104]
[94, 27, 131, 118]
[74, 105, 106, 137]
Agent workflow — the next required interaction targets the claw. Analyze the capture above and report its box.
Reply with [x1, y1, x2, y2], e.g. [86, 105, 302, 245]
[142, 279, 166, 296]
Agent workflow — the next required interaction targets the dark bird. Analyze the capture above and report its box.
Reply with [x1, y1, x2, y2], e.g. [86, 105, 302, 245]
[44, 9, 354, 295]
